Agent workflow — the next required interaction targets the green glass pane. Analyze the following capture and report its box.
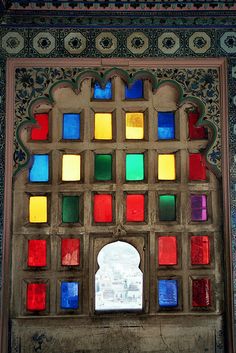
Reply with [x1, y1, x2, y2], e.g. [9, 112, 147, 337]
[126, 154, 144, 181]
[62, 196, 79, 223]
[95, 154, 112, 181]
[159, 195, 176, 221]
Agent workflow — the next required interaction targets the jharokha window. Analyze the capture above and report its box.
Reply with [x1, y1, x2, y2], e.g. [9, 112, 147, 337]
[12, 69, 222, 320]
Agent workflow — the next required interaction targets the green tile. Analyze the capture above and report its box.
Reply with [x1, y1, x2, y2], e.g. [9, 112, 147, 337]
[126, 154, 144, 181]
[62, 196, 79, 223]
[159, 195, 176, 221]
[95, 154, 112, 181]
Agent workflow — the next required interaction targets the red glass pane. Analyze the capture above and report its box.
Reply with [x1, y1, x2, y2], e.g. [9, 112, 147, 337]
[31, 113, 49, 140]
[191, 236, 210, 265]
[188, 111, 207, 140]
[189, 153, 206, 181]
[61, 239, 80, 266]
[28, 240, 47, 267]
[27, 283, 47, 311]
[126, 194, 145, 222]
[158, 236, 177, 265]
[192, 278, 211, 307]
[94, 194, 112, 222]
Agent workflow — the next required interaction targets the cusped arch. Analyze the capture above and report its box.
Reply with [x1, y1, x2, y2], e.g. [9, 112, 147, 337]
[95, 241, 143, 311]
[14, 67, 219, 177]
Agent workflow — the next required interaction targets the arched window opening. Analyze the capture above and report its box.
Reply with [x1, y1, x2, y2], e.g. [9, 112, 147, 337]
[95, 241, 143, 311]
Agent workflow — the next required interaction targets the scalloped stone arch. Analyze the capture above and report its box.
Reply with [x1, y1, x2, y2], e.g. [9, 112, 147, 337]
[14, 67, 217, 176]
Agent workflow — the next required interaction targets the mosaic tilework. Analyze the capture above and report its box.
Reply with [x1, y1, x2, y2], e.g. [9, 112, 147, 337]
[0, 12, 235, 350]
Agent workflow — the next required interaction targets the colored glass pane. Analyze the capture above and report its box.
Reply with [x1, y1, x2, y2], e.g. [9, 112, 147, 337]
[29, 154, 49, 182]
[158, 112, 175, 140]
[95, 154, 112, 181]
[28, 240, 47, 267]
[31, 113, 49, 141]
[191, 236, 210, 265]
[63, 113, 80, 140]
[159, 195, 176, 221]
[94, 194, 112, 223]
[126, 113, 144, 139]
[61, 239, 80, 266]
[29, 196, 47, 223]
[158, 237, 177, 266]
[191, 195, 207, 221]
[188, 111, 207, 140]
[126, 154, 144, 181]
[62, 196, 79, 223]
[94, 113, 112, 140]
[125, 80, 143, 99]
[126, 194, 145, 222]
[60, 282, 79, 309]
[27, 283, 46, 311]
[62, 155, 81, 181]
[189, 153, 206, 181]
[192, 278, 211, 307]
[94, 81, 112, 99]
[158, 279, 178, 307]
[158, 154, 176, 180]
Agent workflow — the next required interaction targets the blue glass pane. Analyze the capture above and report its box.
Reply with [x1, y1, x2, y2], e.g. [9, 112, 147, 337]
[158, 279, 178, 307]
[94, 81, 112, 99]
[63, 113, 80, 140]
[125, 80, 143, 99]
[158, 112, 175, 140]
[60, 282, 79, 309]
[29, 155, 49, 182]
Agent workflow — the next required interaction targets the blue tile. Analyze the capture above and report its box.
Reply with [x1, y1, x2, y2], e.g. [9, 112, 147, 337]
[60, 282, 79, 309]
[63, 113, 80, 140]
[125, 80, 143, 99]
[29, 154, 49, 182]
[158, 112, 175, 140]
[94, 81, 112, 99]
[158, 279, 178, 307]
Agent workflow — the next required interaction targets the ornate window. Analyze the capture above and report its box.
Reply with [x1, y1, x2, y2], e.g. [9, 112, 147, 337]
[6, 60, 229, 352]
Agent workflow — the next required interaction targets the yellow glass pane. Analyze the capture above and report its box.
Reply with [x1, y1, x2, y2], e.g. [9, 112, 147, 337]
[126, 113, 144, 139]
[95, 113, 112, 140]
[29, 196, 47, 223]
[158, 154, 176, 180]
[62, 155, 81, 181]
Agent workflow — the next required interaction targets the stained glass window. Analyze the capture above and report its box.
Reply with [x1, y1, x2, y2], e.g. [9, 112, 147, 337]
[125, 113, 144, 139]
[158, 154, 176, 180]
[94, 81, 112, 100]
[16, 71, 221, 322]
[95, 154, 112, 181]
[31, 113, 49, 141]
[125, 80, 143, 99]
[126, 154, 144, 181]
[63, 113, 80, 140]
[158, 112, 175, 140]
[158, 279, 178, 307]
[29, 154, 49, 182]
[60, 282, 79, 309]
[27, 283, 47, 311]
[94, 113, 112, 140]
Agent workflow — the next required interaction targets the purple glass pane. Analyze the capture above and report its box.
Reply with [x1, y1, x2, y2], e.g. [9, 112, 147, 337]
[191, 195, 207, 221]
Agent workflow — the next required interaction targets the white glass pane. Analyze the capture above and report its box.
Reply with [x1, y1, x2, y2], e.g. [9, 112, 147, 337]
[95, 241, 143, 311]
